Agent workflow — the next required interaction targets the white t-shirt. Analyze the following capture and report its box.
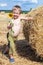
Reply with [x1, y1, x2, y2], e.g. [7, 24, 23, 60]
[8, 18, 22, 37]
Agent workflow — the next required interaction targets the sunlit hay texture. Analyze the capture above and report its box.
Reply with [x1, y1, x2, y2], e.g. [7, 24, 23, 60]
[23, 6, 43, 57]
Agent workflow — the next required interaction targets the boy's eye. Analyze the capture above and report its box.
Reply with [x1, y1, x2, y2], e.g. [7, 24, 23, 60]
[13, 12, 19, 14]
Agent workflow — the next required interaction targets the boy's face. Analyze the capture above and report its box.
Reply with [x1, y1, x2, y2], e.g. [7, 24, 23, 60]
[12, 7, 21, 19]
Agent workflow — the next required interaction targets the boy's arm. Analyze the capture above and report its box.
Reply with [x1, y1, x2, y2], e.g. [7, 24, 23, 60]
[7, 21, 13, 29]
[20, 15, 33, 21]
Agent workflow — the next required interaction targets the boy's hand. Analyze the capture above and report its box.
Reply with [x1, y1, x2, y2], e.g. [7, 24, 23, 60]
[28, 17, 33, 20]
[7, 22, 13, 29]
[7, 25, 12, 29]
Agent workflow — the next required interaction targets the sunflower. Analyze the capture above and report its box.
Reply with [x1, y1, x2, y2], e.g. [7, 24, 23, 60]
[8, 13, 13, 18]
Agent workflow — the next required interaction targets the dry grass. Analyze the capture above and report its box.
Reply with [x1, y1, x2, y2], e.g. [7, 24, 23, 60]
[23, 6, 43, 57]
[0, 7, 43, 65]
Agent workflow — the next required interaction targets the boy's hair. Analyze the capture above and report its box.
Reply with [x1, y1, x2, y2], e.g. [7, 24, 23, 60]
[12, 5, 22, 13]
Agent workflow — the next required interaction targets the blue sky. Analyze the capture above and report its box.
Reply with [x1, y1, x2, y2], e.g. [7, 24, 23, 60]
[0, 0, 43, 11]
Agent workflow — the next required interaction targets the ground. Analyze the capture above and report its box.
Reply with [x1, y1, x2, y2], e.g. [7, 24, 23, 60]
[0, 10, 43, 65]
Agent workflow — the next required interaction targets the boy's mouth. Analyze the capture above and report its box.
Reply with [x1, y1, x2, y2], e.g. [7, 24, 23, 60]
[13, 15, 19, 19]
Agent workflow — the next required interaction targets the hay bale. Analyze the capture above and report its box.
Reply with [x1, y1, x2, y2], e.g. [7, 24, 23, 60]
[0, 13, 9, 45]
[23, 6, 43, 57]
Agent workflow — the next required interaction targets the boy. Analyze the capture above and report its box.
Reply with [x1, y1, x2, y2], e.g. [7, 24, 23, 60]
[6, 5, 33, 63]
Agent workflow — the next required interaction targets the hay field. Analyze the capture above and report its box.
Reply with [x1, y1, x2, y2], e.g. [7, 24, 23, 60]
[0, 7, 43, 65]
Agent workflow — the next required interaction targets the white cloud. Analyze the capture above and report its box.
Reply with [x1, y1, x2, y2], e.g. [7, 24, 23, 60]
[17, 3, 22, 6]
[21, 0, 29, 1]
[15, 2, 22, 6]
[21, 0, 38, 3]
[12, 0, 38, 3]
[31, 0, 38, 3]
[12, 0, 29, 2]
[0, 3, 7, 7]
